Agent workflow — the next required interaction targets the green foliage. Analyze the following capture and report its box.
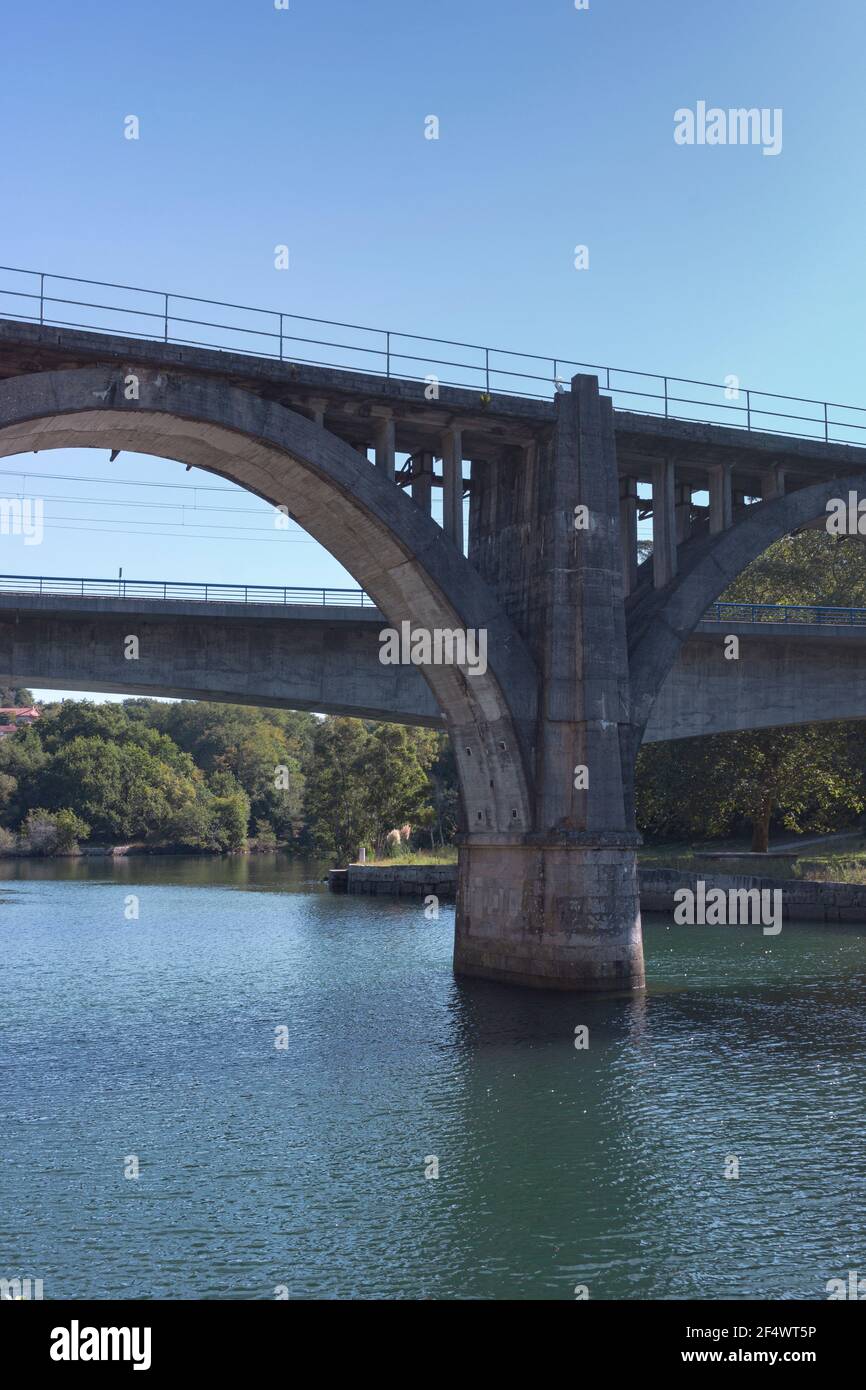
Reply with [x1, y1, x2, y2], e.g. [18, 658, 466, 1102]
[253, 818, 278, 850]
[33, 736, 199, 841]
[145, 702, 309, 837]
[0, 697, 459, 858]
[304, 718, 439, 863]
[637, 724, 864, 851]
[19, 807, 90, 855]
[0, 687, 34, 705]
[722, 530, 866, 608]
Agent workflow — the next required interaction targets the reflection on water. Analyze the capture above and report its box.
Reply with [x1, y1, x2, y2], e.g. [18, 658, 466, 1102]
[1, 855, 865, 1300]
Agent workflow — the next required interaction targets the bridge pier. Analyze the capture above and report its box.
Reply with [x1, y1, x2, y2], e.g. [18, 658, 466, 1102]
[459, 373, 645, 992]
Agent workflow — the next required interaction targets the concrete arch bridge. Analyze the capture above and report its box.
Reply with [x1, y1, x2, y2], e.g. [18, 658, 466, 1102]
[2, 300, 865, 991]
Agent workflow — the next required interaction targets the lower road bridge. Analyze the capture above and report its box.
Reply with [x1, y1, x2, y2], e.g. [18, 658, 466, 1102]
[3, 274, 866, 991]
[2, 577, 866, 744]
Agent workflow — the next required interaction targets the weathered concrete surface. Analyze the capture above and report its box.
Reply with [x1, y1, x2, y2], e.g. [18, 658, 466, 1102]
[644, 623, 866, 742]
[640, 868, 866, 923]
[628, 475, 866, 743]
[0, 365, 538, 839]
[0, 597, 442, 725]
[6, 595, 866, 740]
[344, 863, 458, 899]
[338, 863, 866, 926]
[463, 376, 645, 991]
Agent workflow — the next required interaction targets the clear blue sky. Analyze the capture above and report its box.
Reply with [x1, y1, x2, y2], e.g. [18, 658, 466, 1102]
[1, 0, 865, 692]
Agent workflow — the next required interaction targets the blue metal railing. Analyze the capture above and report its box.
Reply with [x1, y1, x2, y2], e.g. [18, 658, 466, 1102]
[2, 264, 866, 443]
[703, 601, 866, 626]
[0, 574, 373, 607]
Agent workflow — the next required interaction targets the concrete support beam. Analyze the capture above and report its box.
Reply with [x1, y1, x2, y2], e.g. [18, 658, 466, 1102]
[652, 457, 677, 588]
[412, 450, 434, 516]
[442, 427, 464, 549]
[374, 413, 396, 481]
[675, 483, 692, 543]
[308, 397, 327, 428]
[619, 478, 639, 596]
[709, 462, 733, 534]
[456, 372, 645, 993]
[761, 465, 787, 500]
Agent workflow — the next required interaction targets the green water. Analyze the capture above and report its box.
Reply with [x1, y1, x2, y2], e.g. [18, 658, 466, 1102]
[1, 854, 864, 1300]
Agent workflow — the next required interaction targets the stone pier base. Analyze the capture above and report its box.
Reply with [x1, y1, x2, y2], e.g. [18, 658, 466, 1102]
[454, 839, 645, 992]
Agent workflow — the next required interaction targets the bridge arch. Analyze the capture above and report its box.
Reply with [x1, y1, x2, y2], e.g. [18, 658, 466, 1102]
[629, 473, 866, 743]
[0, 365, 538, 834]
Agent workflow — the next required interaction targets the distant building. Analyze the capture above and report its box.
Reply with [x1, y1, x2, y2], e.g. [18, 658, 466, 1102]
[0, 706, 40, 739]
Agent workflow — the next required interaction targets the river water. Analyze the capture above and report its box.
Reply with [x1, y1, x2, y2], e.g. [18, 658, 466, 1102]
[1, 855, 864, 1301]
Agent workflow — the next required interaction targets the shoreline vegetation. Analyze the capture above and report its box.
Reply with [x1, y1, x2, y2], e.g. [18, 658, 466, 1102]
[0, 689, 458, 863]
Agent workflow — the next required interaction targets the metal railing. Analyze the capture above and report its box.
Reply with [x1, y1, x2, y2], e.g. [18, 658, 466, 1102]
[704, 601, 866, 626]
[0, 573, 373, 607]
[2, 264, 866, 445]
[1, 576, 866, 627]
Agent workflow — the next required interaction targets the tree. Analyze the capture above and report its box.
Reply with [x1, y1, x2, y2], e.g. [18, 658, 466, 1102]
[0, 687, 34, 706]
[304, 718, 440, 862]
[146, 702, 308, 836]
[636, 724, 864, 851]
[304, 718, 375, 862]
[722, 530, 866, 609]
[32, 736, 199, 841]
[19, 808, 90, 855]
[359, 724, 438, 856]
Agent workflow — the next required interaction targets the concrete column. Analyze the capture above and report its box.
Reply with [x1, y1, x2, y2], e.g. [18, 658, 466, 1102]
[675, 483, 692, 543]
[619, 478, 639, 596]
[709, 463, 733, 534]
[442, 427, 463, 548]
[454, 373, 645, 993]
[374, 413, 396, 481]
[652, 457, 677, 589]
[412, 450, 434, 516]
[761, 465, 787, 500]
[308, 397, 327, 428]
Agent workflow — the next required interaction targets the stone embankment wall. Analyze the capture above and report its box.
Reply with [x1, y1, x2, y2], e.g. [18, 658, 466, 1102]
[331, 864, 866, 923]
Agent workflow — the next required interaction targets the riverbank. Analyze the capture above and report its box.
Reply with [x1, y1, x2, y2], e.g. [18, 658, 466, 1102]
[332, 862, 866, 923]
[0, 839, 297, 859]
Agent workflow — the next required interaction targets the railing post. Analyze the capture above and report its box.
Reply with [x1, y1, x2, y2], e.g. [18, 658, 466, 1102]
[279, 312, 284, 362]
[386, 330, 391, 379]
[824, 402, 829, 443]
[663, 377, 669, 417]
[485, 347, 490, 395]
[164, 293, 170, 343]
[322, 588, 326, 605]
[746, 389, 752, 432]
[39, 272, 45, 326]
[205, 585, 208, 601]
[163, 583, 167, 599]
